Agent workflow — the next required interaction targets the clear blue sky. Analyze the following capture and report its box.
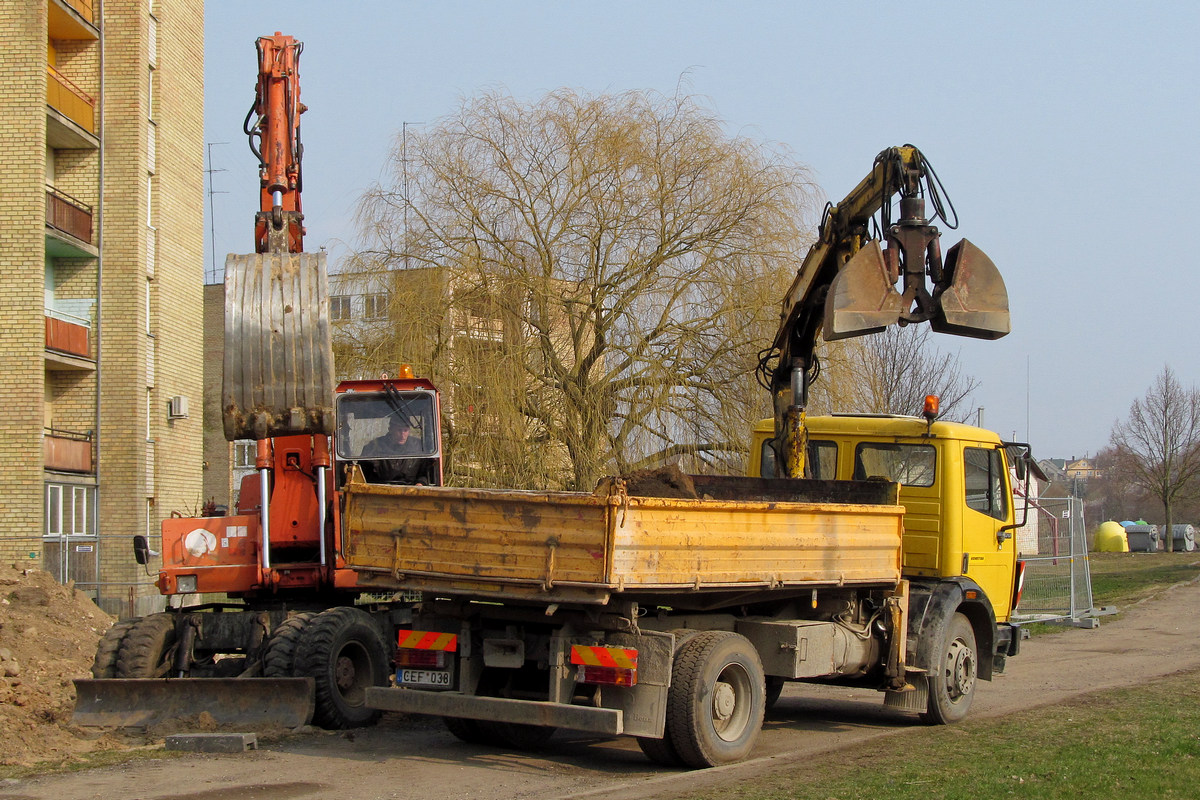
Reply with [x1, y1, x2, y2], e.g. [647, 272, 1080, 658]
[203, 1, 1200, 461]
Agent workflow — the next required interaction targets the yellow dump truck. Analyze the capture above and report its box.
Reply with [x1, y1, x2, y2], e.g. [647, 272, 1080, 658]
[344, 410, 1033, 768]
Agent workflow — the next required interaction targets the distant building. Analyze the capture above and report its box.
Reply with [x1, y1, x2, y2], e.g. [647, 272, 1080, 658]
[0, 1, 205, 616]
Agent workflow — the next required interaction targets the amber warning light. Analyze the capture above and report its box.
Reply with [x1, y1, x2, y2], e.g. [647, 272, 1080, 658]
[922, 395, 940, 423]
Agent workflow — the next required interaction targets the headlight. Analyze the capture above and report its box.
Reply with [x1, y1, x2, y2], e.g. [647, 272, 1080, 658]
[176, 575, 198, 594]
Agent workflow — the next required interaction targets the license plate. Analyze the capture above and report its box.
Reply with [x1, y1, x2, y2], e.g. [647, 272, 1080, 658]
[398, 668, 452, 687]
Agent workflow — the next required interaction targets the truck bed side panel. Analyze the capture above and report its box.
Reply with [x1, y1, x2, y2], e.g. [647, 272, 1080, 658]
[614, 499, 902, 589]
[344, 484, 612, 587]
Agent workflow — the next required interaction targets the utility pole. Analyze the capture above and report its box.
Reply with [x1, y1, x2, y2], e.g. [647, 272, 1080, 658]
[205, 142, 229, 284]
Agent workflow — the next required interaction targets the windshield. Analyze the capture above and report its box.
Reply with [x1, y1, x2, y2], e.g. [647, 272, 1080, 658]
[335, 391, 439, 461]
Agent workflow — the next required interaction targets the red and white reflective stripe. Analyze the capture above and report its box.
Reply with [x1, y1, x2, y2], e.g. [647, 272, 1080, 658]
[397, 630, 458, 652]
[1012, 560, 1027, 608]
[569, 644, 637, 669]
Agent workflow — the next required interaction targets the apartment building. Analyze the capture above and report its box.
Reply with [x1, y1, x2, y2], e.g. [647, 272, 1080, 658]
[0, 0, 204, 617]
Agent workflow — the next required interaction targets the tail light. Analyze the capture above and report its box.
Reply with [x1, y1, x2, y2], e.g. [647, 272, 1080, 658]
[571, 645, 638, 687]
[395, 630, 457, 668]
[1012, 559, 1027, 610]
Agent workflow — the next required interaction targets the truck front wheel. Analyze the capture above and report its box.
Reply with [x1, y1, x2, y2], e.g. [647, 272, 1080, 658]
[667, 631, 765, 768]
[921, 612, 977, 725]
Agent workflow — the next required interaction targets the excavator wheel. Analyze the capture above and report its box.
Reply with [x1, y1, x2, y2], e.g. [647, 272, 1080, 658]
[293, 607, 390, 729]
[91, 620, 136, 679]
[263, 612, 316, 677]
[116, 614, 177, 678]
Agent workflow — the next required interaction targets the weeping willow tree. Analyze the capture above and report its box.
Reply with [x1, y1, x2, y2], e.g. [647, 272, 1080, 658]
[342, 88, 817, 489]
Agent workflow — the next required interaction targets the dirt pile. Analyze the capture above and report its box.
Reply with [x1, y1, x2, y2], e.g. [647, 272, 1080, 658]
[621, 465, 700, 499]
[0, 564, 128, 766]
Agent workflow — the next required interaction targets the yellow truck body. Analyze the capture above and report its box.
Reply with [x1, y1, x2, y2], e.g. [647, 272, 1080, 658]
[343, 473, 905, 605]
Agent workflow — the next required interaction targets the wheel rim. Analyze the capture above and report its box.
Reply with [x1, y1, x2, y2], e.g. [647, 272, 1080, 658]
[333, 641, 373, 706]
[711, 662, 754, 742]
[943, 636, 976, 703]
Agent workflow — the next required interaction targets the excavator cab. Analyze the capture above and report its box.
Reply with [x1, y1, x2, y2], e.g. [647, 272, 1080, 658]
[334, 379, 444, 487]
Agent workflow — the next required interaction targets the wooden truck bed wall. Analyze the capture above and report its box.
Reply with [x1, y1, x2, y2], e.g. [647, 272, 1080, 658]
[342, 474, 904, 605]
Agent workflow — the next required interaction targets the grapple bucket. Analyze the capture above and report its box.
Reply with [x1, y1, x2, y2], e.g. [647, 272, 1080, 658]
[72, 677, 315, 729]
[823, 240, 905, 341]
[931, 239, 1010, 339]
[223, 251, 335, 441]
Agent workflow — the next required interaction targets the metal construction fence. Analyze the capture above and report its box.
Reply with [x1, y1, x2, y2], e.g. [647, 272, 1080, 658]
[1012, 494, 1097, 627]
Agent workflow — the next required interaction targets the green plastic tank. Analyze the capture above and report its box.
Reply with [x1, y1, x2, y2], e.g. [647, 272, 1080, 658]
[1095, 520, 1129, 552]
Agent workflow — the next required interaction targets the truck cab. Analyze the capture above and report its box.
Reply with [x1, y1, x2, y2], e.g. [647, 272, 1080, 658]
[750, 413, 1025, 624]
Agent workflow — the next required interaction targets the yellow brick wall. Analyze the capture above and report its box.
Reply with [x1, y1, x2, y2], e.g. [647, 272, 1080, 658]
[202, 283, 233, 509]
[0, 2, 52, 564]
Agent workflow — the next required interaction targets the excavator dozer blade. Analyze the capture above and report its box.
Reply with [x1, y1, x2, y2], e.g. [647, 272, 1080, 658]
[223, 251, 336, 441]
[71, 677, 315, 729]
[931, 239, 1010, 340]
[823, 240, 906, 341]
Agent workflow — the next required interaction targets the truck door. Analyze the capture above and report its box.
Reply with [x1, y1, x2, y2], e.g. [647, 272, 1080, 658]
[960, 445, 1016, 619]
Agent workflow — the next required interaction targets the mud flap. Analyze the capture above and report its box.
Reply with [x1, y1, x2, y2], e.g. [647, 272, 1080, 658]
[71, 677, 315, 729]
[223, 251, 335, 441]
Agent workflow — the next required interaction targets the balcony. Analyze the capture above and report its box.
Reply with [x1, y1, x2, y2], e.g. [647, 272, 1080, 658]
[44, 428, 93, 474]
[49, 0, 97, 36]
[45, 185, 93, 245]
[47, 66, 95, 134]
[45, 312, 90, 359]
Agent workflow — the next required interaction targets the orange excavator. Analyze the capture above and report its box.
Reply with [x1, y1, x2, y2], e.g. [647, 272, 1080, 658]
[73, 34, 442, 731]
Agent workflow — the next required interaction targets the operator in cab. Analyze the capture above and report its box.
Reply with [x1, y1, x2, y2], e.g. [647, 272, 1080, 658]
[360, 414, 427, 484]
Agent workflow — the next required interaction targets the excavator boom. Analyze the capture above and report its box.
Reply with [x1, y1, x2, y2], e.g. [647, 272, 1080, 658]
[768, 146, 1009, 477]
[225, 33, 334, 442]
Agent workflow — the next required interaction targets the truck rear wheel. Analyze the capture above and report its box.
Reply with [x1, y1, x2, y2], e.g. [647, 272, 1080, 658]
[116, 614, 177, 678]
[637, 733, 685, 766]
[263, 612, 316, 677]
[294, 607, 389, 729]
[667, 631, 765, 768]
[92, 620, 136, 678]
[921, 612, 977, 725]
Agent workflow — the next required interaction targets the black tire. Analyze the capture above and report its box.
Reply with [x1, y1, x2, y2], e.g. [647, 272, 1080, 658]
[764, 676, 786, 710]
[263, 612, 316, 677]
[920, 612, 977, 725]
[116, 614, 177, 678]
[443, 716, 491, 744]
[91, 620, 136, 678]
[666, 631, 765, 768]
[478, 720, 556, 750]
[635, 627, 702, 767]
[637, 733, 685, 767]
[294, 607, 390, 729]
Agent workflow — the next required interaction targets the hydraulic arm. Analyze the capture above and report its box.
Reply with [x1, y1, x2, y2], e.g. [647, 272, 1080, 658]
[766, 145, 1009, 477]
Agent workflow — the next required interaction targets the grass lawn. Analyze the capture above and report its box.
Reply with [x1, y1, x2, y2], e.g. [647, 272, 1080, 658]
[673, 553, 1200, 800]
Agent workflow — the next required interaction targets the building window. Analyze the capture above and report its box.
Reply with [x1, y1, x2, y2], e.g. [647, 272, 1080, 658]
[45, 484, 96, 537]
[233, 440, 256, 468]
[363, 293, 389, 320]
[330, 295, 351, 322]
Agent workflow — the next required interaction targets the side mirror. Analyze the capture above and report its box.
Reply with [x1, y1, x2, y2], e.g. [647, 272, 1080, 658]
[1014, 456, 1027, 482]
[133, 535, 150, 565]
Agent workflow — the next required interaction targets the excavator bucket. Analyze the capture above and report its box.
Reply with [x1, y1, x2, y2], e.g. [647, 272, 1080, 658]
[823, 240, 906, 341]
[72, 677, 315, 729]
[931, 239, 1010, 339]
[223, 251, 336, 441]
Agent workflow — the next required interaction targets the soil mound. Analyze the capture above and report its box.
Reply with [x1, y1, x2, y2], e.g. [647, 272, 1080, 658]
[0, 564, 128, 766]
[621, 464, 700, 499]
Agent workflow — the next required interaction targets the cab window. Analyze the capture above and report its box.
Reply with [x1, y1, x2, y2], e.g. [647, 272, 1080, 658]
[854, 443, 936, 487]
[760, 439, 837, 479]
[964, 447, 1008, 520]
